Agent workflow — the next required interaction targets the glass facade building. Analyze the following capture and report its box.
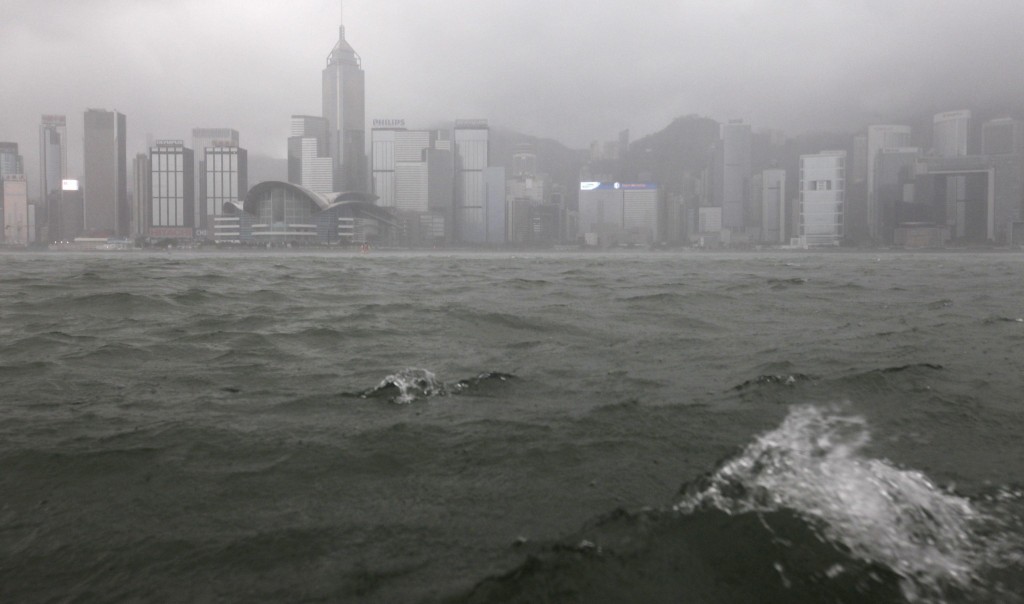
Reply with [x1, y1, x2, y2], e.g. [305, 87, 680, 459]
[83, 109, 128, 236]
[148, 140, 195, 237]
[454, 121, 489, 244]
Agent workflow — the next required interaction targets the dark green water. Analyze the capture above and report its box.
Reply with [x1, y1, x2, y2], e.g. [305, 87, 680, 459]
[1, 250, 1022, 602]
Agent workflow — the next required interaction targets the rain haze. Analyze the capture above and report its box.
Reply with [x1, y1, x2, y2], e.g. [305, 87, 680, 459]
[4, 0, 1024, 193]
[5, 2, 1024, 603]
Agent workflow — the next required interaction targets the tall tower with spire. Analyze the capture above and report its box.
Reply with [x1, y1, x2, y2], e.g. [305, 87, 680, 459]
[322, 0, 366, 192]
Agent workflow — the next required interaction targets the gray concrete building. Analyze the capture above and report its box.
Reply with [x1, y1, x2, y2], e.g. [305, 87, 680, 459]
[83, 109, 128, 237]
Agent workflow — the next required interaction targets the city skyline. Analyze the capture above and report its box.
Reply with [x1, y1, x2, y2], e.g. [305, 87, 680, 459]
[4, 0, 1024, 190]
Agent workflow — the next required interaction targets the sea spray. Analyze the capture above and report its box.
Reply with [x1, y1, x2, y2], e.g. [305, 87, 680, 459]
[676, 405, 1019, 601]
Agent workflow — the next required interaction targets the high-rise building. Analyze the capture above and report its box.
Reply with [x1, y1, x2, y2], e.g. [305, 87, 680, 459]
[132, 153, 150, 237]
[799, 150, 846, 246]
[288, 115, 333, 194]
[202, 145, 248, 234]
[866, 125, 912, 239]
[981, 118, 1024, 155]
[83, 109, 128, 236]
[370, 120, 432, 211]
[0, 142, 22, 178]
[483, 166, 506, 244]
[874, 147, 920, 243]
[453, 120, 490, 244]
[322, 3, 366, 192]
[933, 110, 971, 158]
[148, 140, 195, 239]
[714, 120, 752, 232]
[1, 175, 29, 245]
[756, 168, 786, 244]
[39, 115, 68, 241]
[578, 182, 660, 246]
[192, 128, 239, 233]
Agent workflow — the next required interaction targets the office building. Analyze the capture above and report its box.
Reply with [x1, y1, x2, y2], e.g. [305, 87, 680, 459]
[483, 166, 506, 244]
[866, 125, 912, 239]
[288, 115, 333, 194]
[0, 142, 22, 178]
[874, 147, 921, 243]
[453, 120, 489, 244]
[714, 120, 752, 232]
[981, 118, 1024, 156]
[2, 175, 29, 245]
[192, 128, 239, 233]
[83, 109, 128, 236]
[148, 140, 195, 239]
[322, 7, 366, 191]
[755, 168, 786, 244]
[578, 182, 660, 246]
[933, 110, 971, 158]
[38, 115, 68, 241]
[201, 146, 247, 237]
[799, 151, 846, 246]
[132, 153, 150, 237]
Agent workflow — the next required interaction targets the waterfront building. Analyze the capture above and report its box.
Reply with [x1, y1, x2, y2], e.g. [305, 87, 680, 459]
[83, 109, 128, 236]
[483, 166, 506, 244]
[322, 6, 366, 192]
[714, 120, 752, 232]
[866, 125, 912, 239]
[216, 181, 394, 245]
[913, 154, 1024, 245]
[148, 140, 195, 239]
[799, 150, 846, 246]
[578, 182, 661, 246]
[39, 115, 67, 241]
[933, 110, 972, 158]
[192, 128, 239, 233]
[201, 146, 247, 239]
[132, 153, 150, 237]
[0, 142, 22, 178]
[2, 175, 29, 245]
[755, 168, 786, 244]
[874, 148, 921, 243]
[453, 120, 489, 244]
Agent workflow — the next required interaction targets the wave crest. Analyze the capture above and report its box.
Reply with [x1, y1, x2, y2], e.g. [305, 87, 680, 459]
[676, 405, 1018, 601]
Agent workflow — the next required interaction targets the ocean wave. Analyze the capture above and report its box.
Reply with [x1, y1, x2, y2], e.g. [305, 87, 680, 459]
[349, 368, 516, 404]
[676, 404, 1021, 601]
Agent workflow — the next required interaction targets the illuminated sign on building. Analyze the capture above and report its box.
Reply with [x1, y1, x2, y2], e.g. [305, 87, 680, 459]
[61, 179, 79, 191]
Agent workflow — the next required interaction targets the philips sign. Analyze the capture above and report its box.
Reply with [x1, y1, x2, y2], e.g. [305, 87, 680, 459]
[372, 118, 406, 128]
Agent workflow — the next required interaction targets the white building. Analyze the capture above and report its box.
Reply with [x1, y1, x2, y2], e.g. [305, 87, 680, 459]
[454, 120, 489, 244]
[149, 140, 194, 239]
[799, 150, 846, 247]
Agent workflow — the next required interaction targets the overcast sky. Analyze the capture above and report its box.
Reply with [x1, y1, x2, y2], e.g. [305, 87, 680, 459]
[3, 0, 1024, 191]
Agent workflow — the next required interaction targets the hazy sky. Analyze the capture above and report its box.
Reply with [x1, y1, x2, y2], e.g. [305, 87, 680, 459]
[3, 0, 1024, 190]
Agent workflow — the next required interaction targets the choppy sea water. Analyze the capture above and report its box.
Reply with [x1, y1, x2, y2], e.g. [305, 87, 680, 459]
[1, 250, 1023, 603]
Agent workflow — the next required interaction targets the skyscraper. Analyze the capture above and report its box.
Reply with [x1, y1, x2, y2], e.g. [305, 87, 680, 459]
[202, 145, 248, 229]
[288, 115, 333, 193]
[39, 116, 68, 242]
[83, 109, 128, 237]
[715, 120, 752, 232]
[148, 140, 195, 239]
[0, 142, 22, 178]
[322, 2, 366, 192]
[933, 110, 971, 158]
[866, 124, 912, 239]
[453, 119, 489, 244]
[192, 128, 239, 233]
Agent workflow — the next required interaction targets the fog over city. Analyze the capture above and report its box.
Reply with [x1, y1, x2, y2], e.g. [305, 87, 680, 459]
[3, 0, 1024, 189]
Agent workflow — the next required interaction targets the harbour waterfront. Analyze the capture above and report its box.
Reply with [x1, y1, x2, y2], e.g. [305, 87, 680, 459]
[1, 250, 1023, 602]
